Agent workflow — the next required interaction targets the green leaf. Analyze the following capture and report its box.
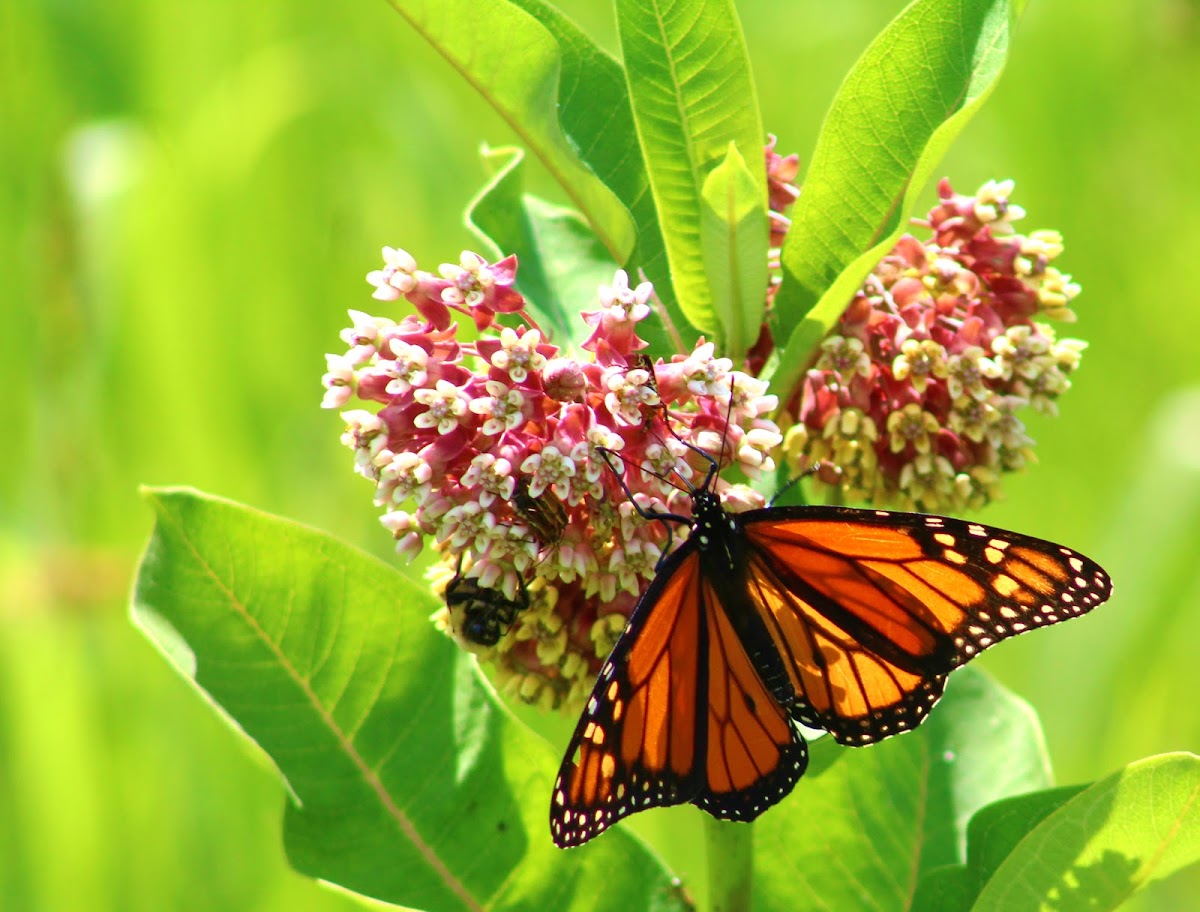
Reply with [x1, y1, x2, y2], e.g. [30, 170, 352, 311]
[390, 0, 693, 354]
[616, 0, 765, 340]
[503, 0, 692, 352]
[131, 488, 687, 912]
[965, 786, 1089, 893]
[385, 0, 637, 263]
[910, 864, 976, 912]
[767, 0, 1028, 404]
[803, 731, 845, 779]
[911, 787, 1087, 912]
[970, 753, 1200, 911]
[699, 142, 768, 361]
[752, 668, 1051, 910]
[467, 145, 618, 352]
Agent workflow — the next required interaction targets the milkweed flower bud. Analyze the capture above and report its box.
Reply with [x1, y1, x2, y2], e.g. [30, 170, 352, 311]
[542, 358, 589, 402]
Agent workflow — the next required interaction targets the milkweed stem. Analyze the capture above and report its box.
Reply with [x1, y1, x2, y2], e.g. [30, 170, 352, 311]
[704, 816, 753, 912]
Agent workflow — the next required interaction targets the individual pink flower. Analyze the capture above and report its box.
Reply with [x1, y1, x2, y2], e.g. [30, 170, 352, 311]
[435, 251, 525, 329]
[365, 247, 419, 301]
[320, 354, 356, 409]
[486, 327, 549, 382]
[467, 380, 528, 436]
[580, 270, 652, 356]
[413, 379, 470, 435]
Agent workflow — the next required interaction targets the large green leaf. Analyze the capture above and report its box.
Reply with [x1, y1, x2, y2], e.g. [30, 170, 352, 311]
[389, 0, 693, 354]
[385, 0, 637, 264]
[131, 488, 687, 912]
[969, 753, 1200, 910]
[467, 145, 617, 353]
[503, 0, 690, 351]
[699, 142, 768, 361]
[616, 0, 765, 341]
[767, 0, 1028, 405]
[910, 786, 1088, 911]
[752, 668, 1051, 911]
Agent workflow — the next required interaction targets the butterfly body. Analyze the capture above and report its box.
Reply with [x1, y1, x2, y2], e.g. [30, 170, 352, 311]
[550, 475, 1111, 848]
[684, 492, 804, 709]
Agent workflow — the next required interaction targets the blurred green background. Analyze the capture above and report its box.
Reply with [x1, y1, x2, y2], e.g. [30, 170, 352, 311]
[3, 0, 1198, 909]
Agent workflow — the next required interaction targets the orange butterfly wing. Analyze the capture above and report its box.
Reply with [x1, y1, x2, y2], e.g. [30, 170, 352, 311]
[696, 571, 808, 819]
[550, 549, 808, 848]
[737, 506, 1113, 745]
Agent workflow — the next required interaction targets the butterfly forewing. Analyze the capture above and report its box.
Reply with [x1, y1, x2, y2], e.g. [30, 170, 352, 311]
[740, 507, 1112, 745]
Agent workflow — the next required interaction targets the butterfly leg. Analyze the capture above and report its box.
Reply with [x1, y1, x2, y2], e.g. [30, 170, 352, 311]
[596, 446, 692, 566]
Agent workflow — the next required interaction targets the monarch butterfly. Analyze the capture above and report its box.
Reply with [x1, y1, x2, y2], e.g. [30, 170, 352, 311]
[549, 424, 1112, 848]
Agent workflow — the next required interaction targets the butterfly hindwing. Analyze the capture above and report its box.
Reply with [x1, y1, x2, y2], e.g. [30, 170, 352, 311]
[693, 573, 808, 820]
[550, 547, 704, 847]
[738, 506, 1112, 745]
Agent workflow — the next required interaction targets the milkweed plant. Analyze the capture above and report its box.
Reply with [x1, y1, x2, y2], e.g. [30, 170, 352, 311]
[327, 173, 1086, 717]
[133, 1, 1200, 911]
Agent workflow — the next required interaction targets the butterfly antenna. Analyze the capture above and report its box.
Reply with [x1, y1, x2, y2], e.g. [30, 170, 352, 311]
[655, 402, 721, 493]
[770, 462, 819, 506]
[769, 460, 841, 506]
[661, 377, 740, 494]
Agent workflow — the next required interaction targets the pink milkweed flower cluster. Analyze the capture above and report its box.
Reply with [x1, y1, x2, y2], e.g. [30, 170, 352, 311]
[324, 255, 781, 711]
[782, 178, 1089, 513]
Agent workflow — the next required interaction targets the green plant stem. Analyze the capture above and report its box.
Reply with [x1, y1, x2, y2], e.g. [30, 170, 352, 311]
[704, 816, 753, 912]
